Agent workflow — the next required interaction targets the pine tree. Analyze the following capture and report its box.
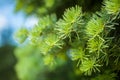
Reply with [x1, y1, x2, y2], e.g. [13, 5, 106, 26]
[15, 0, 120, 80]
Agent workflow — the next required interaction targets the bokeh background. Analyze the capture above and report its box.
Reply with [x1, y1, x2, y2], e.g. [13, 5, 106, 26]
[0, 0, 38, 80]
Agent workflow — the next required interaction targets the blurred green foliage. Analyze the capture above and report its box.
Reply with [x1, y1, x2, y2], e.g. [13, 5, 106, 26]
[15, 0, 103, 17]
[0, 45, 18, 80]
[15, 0, 120, 80]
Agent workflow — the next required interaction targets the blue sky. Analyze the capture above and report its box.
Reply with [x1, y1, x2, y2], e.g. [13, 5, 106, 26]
[0, 0, 25, 31]
[0, 0, 38, 46]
